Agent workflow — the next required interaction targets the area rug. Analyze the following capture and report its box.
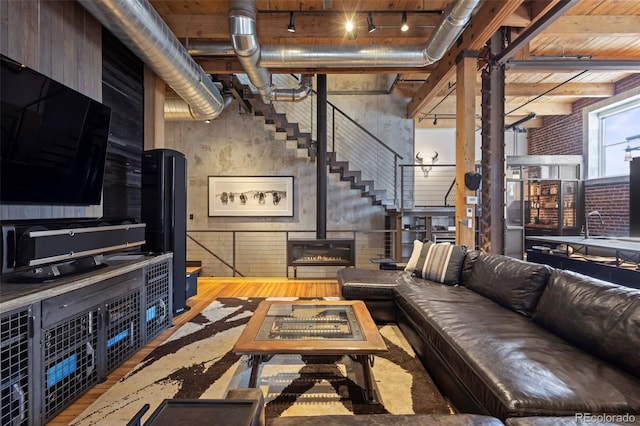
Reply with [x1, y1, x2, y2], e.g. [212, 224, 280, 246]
[71, 297, 450, 425]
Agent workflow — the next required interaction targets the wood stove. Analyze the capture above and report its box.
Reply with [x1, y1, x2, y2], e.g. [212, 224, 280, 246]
[287, 239, 355, 275]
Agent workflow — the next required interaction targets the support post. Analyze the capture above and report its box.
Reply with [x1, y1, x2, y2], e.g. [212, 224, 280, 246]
[480, 31, 506, 254]
[143, 66, 165, 150]
[455, 51, 478, 249]
[317, 74, 327, 240]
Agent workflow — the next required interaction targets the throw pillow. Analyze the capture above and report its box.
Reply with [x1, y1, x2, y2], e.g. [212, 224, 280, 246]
[404, 240, 424, 273]
[413, 241, 466, 285]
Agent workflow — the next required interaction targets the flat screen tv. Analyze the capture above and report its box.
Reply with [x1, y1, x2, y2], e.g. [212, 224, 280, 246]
[0, 54, 111, 205]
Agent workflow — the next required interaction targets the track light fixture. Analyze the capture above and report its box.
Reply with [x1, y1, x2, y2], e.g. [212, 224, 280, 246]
[504, 112, 537, 131]
[287, 12, 296, 33]
[367, 13, 376, 33]
[433, 115, 438, 126]
[624, 135, 640, 161]
[401, 11, 409, 32]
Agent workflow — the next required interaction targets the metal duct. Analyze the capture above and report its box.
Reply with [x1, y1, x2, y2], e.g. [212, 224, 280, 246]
[260, 0, 480, 68]
[272, 74, 312, 102]
[186, 41, 236, 57]
[228, 0, 311, 102]
[165, 97, 234, 121]
[78, 0, 225, 121]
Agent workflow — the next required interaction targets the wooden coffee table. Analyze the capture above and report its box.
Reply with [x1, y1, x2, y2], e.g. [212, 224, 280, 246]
[233, 300, 387, 403]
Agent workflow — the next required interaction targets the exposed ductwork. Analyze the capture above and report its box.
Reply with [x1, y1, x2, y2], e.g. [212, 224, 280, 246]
[78, 0, 225, 121]
[186, 41, 236, 57]
[228, 0, 312, 103]
[272, 74, 313, 102]
[259, 0, 480, 68]
[164, 96, 234, 121]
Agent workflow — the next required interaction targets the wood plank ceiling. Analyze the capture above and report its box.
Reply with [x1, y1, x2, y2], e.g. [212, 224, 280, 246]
[150, 0, 640, 127]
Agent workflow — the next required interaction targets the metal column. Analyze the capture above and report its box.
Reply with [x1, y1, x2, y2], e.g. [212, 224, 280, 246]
[317, 74, 327, 239]
[480, 30, 506, 254]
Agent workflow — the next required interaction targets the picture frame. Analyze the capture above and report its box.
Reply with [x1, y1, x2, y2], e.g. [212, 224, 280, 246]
[208, 176, 294, 217]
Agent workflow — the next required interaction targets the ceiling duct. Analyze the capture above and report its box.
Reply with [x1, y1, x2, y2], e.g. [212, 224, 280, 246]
[259, 0, 480, 68]
[164, 96, 234, 121]
[228, 0, 311, 103]
[78, 0, 225, 121]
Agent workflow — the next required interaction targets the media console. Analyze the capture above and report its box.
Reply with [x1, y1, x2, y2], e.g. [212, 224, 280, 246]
[0, 253, 173, 425]
[1, 217, 146, 281]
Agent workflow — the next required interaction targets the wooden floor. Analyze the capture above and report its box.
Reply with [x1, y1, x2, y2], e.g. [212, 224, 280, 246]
[48, 277, 340, 425]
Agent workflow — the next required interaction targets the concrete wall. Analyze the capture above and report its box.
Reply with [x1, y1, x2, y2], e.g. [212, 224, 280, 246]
[165, 90, 413, 276]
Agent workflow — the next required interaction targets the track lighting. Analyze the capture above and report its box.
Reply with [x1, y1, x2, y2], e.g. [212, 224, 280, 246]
[624, 135, 640, 161]
[287, 12, 295, 33]
[433, 115, 438, 126]
[401, 11, 409, 32]
[367, 13, 376, 33]
[504, 112, 537, 131]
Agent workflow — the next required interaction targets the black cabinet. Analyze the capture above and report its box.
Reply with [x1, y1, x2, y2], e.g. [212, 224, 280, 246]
[1, 304, 38, 426]
[144, 260, 172, 342]
[0, 254, 173, 425]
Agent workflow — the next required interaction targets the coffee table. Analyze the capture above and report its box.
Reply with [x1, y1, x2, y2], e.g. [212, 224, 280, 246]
[233, 300, 388, 403]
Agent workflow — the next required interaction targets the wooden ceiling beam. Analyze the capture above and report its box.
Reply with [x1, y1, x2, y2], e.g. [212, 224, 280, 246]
[407, 0, 527, 118]
[503, 5, 532, 28]
[422, 97, 573, 116]
[504, 82, 614, 97]
[395, 82, 615, 98]
[543, 15, 640, 36]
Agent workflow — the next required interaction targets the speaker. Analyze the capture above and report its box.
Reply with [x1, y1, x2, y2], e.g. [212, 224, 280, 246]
[464, 172, 481, 191]
[141, 149, 188, 314]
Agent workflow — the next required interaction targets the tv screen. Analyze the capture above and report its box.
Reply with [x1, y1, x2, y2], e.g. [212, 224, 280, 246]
[0, 54, 111, 205]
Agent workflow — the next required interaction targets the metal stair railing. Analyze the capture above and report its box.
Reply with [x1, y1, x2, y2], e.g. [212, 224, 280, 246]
[400, 164, 458, 210]
[271, 74, 403, 207]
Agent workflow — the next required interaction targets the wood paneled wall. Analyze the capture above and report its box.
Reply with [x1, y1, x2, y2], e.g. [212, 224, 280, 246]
[0, 0, 103, 220]
[102, 29, 144, 221]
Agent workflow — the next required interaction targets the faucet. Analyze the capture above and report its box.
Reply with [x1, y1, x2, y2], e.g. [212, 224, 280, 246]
[585, 211, 604, 239]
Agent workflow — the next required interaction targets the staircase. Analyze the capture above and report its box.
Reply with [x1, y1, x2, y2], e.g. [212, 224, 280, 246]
[228, 74, 401, 209]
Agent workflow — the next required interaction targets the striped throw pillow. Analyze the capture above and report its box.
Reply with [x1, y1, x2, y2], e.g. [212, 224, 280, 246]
[404, 240, 424, 273]
[413, 241, 466, 285]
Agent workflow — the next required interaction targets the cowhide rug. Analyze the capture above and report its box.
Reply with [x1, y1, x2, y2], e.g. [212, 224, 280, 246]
[71, 297, 450, 425]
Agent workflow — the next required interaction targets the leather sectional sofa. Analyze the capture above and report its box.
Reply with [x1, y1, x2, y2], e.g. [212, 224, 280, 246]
[338, 249, 640, 422]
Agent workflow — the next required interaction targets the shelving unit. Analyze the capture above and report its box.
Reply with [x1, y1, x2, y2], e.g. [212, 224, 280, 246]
[525, 180, 580, 236]
[386, 209, 456, 261]
[505, 156, 584, 259]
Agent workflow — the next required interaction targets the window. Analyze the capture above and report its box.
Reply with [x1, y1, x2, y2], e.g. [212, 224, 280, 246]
[587, 95, 640, 179]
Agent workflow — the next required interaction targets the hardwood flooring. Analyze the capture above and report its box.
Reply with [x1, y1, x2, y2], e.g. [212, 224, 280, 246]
[48, 277, 340, 425]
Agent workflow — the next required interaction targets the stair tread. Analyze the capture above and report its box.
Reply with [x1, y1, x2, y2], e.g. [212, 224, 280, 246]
[234, 78, 395, 213]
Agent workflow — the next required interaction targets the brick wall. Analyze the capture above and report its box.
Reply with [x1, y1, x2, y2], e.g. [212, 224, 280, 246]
[585, 181, 630, 236]
[528, 74, 640, 236]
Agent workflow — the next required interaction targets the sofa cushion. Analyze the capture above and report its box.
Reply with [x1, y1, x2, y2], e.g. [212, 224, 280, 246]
[394, 283, 640, 419]
[268, 414, 505, 425]
[532, 269, 640, 377]
[410, 241, 467, 285]
[462, 252, 550, 316]
[338, 268, 416, 300]
[506, 416, 640, 426]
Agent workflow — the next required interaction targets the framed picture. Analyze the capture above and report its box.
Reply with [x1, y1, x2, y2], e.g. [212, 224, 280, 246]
[208, 176, 294, 217]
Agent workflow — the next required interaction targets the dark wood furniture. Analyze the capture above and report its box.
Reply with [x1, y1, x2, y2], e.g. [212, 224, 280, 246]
[233, 300, 387, 403]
